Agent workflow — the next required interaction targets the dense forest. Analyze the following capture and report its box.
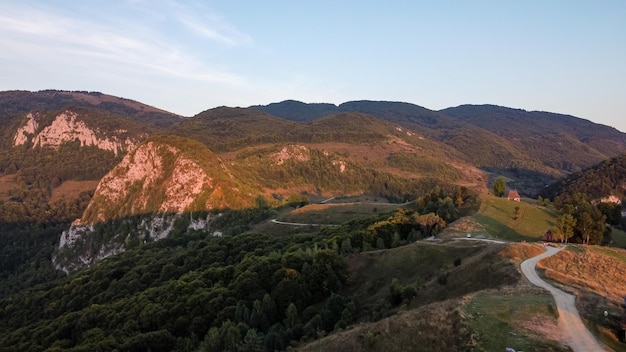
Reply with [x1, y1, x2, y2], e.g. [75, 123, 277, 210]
[0, 187, 465, 351]
[541, 152, 626, 201]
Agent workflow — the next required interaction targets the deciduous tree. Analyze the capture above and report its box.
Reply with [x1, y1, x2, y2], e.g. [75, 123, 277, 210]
[493, 177, 506, 197]
[553, 214, 576, 243]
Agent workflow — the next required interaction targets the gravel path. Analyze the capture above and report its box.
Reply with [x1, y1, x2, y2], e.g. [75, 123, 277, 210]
[520, 245, 608, 351]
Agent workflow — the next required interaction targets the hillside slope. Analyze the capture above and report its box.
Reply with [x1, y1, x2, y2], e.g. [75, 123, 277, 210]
[252, 100, 626, 190]
[442, 104, 626, 173]
[540, 152, 626, 201]
[0, 106, 157, 199]
[81, 135, 256, 224]
[0, 90, 182, 128]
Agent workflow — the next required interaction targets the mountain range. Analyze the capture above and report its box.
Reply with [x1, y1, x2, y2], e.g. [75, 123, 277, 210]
[2, 90, 625, 216]
[1, 90, 626, 351]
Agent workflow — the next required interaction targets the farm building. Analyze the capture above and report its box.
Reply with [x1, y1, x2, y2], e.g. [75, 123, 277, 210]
[506, 190, 521, 202]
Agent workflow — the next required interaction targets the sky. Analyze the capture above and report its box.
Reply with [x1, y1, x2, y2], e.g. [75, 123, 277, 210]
[1, 1, 625, 132]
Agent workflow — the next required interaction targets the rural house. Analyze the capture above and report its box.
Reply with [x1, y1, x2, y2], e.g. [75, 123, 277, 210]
[506, 190, 521, 202]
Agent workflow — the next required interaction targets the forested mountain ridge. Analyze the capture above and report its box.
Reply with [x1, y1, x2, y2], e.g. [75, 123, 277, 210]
[252, 100, 626, 180]
[0, 90, 182, 127]
[1, 92, 624, 239]
[541, 152, 626, 202]
[0, 106, 160, 205]
[442, 104, 626, 173]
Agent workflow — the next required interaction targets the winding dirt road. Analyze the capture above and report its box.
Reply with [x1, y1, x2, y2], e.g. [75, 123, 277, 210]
[521, 245, 608, 351]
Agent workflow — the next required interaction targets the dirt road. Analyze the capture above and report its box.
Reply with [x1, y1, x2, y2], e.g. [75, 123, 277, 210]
[521, 245, 608, 351]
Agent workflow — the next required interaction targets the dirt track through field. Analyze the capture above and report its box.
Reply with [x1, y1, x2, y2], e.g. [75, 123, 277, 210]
[521, 245, 608, 351]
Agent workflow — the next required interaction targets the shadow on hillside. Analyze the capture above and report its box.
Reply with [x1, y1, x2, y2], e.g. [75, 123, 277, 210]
[482, 167, 559, 197]
[473, 213, 536, 242]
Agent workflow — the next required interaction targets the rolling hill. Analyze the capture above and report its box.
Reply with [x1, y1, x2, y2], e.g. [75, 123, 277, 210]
[253, 100, 626, 193]
[2, 90, 626, 351]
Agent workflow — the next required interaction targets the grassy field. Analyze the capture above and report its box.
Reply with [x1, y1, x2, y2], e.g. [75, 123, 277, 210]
[248, 200, 407, 237]
[343, 241, 506, 319]
[464, 289, 568, 352]
[297, 299, 472, 352]
[472, 193, 559, 242]
[283, 202, 404, 224]
[296, 240, 530, 351]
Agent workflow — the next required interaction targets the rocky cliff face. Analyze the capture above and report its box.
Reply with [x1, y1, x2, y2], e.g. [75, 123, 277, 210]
[80, 137, 245, 223]
[55, 135, 255, 272]
[13, 110, 139, 155]
[55, 212, 222, 273]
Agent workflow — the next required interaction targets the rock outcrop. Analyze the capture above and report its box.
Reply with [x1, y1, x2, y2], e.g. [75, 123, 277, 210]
[55, 213, 222, 273]
[55, 135, 256, 272]
[13, 110, 140, 155]
[80, 136, 248, 223]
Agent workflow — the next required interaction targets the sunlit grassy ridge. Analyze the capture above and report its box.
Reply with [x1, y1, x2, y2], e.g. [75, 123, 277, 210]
[473, 193, 559, 241]
[538, 245, 626, 350]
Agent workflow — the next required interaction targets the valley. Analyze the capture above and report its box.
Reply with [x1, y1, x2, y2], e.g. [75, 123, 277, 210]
[1, 90, 626, 351]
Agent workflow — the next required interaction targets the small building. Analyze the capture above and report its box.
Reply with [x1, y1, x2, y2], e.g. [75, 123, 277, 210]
[507, 190, 521, 202]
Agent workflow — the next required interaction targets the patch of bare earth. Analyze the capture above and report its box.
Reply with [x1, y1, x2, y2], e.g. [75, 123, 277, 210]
[50, 180, 99, 202]
[518, 315, 561, 342]
[440, 216, 488, 238]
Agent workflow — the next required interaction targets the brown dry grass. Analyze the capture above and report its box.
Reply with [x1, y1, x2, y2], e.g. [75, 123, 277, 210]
[465, 287, 566, 351]
[50, 180, 99, 202]
[297, 299, 472, 352]
[518, 314, 560, 342]
[538, 245, 626, 350]
[439, 216, 490, 239]
[538, 246, 626, 304]
[499, 242, 546, 263]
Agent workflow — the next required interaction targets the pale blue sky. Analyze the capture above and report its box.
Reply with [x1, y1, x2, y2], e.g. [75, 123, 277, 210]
[1, 0, 625, 132]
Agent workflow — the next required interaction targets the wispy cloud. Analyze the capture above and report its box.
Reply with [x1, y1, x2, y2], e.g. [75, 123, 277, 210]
[173, 6, 252, 46]
[0, 1, 249, 85]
